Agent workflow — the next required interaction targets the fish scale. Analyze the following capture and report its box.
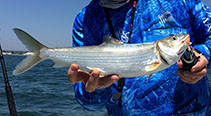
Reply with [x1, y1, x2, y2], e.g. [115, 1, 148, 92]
[42, 45, 157, 76]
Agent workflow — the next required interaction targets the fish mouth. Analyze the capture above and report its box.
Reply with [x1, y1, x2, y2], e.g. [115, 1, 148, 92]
[181, 34, 190, 45]
[177, 34, 190, 56]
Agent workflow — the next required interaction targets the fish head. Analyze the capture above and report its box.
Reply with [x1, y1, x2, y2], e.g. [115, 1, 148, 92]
[157, 34, 190, 65]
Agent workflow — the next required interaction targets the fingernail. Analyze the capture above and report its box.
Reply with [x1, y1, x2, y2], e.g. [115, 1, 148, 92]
[111, 75, 120, 81]
[92, 71, 99, 78]
[71, 66, 78, 71]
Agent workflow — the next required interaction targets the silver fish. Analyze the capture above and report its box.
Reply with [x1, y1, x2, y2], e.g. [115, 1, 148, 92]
[13, 28, 190, 78]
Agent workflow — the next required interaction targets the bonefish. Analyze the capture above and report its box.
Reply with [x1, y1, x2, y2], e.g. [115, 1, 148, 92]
[13, 28, 190, 78]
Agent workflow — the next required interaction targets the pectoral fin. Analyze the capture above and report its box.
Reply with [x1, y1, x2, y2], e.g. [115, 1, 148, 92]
[145, 62, 161, 72]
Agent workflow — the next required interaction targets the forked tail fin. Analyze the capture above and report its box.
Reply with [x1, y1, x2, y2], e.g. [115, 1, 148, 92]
[13, 28, 48, 75]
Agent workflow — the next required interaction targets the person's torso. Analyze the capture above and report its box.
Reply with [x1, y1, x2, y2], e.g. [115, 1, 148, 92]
[79, 0, 211, 115]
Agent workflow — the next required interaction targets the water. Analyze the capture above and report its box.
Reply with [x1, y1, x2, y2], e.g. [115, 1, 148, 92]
[0, 55, 211, 116]
[0, 55, 107, 116]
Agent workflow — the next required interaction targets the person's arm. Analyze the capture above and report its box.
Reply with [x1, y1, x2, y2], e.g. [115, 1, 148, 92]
[68, 7, 119, 110]
[188, 0, 211, 60]
[177, 0, 211, 84]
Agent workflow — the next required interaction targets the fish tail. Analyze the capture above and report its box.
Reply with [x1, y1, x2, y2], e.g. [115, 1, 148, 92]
[13, 28, 48, 75]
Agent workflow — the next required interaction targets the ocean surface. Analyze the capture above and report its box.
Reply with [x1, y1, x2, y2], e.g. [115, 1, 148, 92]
[0, 55, 107, 116]
[0, 55, 211, 116]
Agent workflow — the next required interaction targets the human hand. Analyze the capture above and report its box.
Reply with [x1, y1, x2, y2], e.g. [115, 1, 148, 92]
[177, 51, 208, 84]
[67, 64, 120, 92]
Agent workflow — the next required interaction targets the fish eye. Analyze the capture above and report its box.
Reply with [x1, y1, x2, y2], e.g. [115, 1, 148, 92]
[172, 36, 177, 40]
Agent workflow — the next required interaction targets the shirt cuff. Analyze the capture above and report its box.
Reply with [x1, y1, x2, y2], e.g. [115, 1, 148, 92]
[74, 82, 112, 110]
[193, 45, 210, 61]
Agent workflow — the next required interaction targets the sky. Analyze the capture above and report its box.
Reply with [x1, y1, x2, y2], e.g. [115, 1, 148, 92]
[0, 0, 90, 51]
[0, 0, 211, 51]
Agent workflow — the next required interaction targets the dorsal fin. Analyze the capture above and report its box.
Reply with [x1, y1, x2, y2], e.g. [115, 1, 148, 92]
[101, 36, 123, 45]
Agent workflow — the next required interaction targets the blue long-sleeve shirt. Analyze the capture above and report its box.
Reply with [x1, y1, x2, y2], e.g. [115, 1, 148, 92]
[72, 0, 211, 115]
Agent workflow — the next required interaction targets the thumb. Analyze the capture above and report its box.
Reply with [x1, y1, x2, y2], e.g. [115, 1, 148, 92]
[177, 59, 183, 68]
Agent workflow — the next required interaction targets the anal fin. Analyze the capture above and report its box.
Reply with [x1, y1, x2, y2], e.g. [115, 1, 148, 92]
[147, 73, 153, 80]
[53, 59, 68, 68]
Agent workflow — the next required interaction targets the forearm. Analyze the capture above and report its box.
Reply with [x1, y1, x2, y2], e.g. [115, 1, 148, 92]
[193, 42, 211, 61]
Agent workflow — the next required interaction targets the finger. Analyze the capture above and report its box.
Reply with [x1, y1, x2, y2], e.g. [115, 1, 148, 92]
[68, 64, 90, 84]
[77, 70, 90, 84]
[177, 59, 183, 68]
[177, 69, 185, 79]
[97, 74, 120, 89]
[85, 70, 100, 92]
[183, 68, 207, 79]
[178, 68, 207, 84]
[191, 54, 208, 72]
[111, 75, 120, 81]
[67, 64, 79, 84]
[177, 69, 198, 84]
[180, 77, 198, 84]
